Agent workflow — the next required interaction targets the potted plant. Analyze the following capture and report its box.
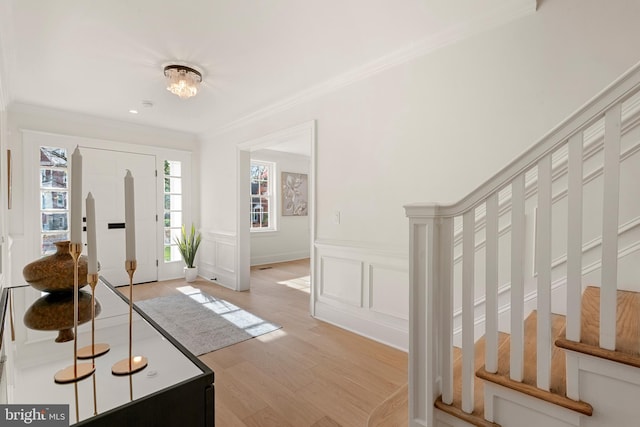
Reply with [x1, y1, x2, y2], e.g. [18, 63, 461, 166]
[174, 224, 202, 282]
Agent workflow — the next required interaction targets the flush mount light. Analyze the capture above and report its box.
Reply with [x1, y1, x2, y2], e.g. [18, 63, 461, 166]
[163, 64, 202, 99]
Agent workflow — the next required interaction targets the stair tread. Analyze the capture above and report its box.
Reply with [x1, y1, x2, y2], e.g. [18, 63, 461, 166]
[435, 333, 508, 427]
[555, 286, 640, 368]
[476, 311, 593, 416]
[366, 383, 408, 427]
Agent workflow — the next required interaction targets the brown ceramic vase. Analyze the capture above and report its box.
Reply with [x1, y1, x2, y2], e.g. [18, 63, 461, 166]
[23, 291, 99, 342]
[22, 240, 89, 293]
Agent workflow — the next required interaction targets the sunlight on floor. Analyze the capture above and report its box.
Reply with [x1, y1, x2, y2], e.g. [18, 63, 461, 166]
[256, 328, 288, 343]
[176, 285, 284, 338]
[277, 275, 310, 293]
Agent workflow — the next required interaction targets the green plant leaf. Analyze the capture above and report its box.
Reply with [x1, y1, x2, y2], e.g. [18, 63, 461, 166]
[173, 223, 201, 268]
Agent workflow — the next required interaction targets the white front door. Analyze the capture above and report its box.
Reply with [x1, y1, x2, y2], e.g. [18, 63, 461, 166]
[82, 148, 157, 285]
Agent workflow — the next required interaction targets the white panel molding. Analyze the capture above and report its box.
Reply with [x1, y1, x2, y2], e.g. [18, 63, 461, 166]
[209, 1, 536, 137]
[368, 263, 410, 320]
[454, 106, 640, 240]
[318, 256, 364, 307]
[199, 230, 236, 290]
[315, 239, 407, 258]
[550, 214, 640, 270]
[580, 236, 640, 278]
[575, 350, 640, 386]
[314, 239, 409, 350]
[484, 382, 582, 427]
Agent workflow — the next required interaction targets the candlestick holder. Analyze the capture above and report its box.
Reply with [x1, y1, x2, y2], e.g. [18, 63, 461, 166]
[77, 273, 110, 359]
[54, 243, 95, 383]
[112, 260, 148, 375]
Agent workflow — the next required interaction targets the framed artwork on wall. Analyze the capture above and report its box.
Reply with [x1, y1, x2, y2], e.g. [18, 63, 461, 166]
[281, 172, 308, 216]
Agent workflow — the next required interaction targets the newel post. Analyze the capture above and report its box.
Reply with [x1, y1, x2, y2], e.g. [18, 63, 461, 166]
[405, 204, 452, 427]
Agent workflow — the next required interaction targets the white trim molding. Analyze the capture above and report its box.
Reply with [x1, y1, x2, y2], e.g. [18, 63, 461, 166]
[199, 230, 237, 290]
[314, 239, 409, 351]
[209, 1, 536, 137]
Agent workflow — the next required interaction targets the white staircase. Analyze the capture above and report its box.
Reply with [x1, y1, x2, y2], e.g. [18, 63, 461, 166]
[404, 59, 640, 427]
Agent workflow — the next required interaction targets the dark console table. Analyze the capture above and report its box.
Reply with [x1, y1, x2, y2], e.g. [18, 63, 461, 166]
[0, 278, 214, 426]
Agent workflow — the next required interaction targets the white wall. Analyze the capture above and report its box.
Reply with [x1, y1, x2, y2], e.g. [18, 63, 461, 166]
[198, 0, 640, 349]
[6, 104, 200, 287]
[0, 103, 7, 290]
[250, 149, 310, 266]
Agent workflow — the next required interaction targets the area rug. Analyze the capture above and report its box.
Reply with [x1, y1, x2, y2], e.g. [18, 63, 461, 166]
[135, 287, 281, 355]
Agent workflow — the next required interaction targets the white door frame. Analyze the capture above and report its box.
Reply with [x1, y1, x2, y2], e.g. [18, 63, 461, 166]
[236, 120, 317, 315]
[20, 130, 193, 282]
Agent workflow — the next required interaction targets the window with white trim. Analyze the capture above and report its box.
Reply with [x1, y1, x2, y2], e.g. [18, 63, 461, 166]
[39, 146, 69, 255]
[163, 160, 183, 261]
[250, 160, 275, 231]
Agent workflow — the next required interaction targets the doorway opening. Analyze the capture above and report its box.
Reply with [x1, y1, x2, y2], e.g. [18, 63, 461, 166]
[236, 121, 316, 315]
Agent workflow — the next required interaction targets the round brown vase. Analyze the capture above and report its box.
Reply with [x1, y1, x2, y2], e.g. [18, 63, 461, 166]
[22, 240, 89, 293]
[23, 291, 99, 342]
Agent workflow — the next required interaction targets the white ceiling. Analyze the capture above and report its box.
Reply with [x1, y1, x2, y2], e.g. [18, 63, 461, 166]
[0, 0, 535, 138]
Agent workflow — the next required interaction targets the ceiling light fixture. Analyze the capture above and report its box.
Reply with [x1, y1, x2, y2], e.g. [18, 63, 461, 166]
[163, 64, 202, 99]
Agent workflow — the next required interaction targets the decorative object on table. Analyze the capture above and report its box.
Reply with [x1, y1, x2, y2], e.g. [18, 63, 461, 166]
[174, 223, 202, 282]
[23, 290, 97, 342]
[77, 192, 110, 359]
[54, 147, 96, 383]
[22, 240, 89, 293]
[112, 170, 148, 375]
[281, 172, 308, 216]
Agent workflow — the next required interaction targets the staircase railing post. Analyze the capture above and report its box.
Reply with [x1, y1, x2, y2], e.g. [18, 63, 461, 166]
[406, 204, 452, 427]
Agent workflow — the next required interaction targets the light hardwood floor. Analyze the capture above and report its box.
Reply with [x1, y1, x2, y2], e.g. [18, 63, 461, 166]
[127, 259, 408, 427]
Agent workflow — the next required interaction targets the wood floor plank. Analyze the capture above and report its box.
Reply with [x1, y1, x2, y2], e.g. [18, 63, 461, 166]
[128, 259, 407, 426]
[367, 383, 408, 427]
[298, 378, 371, 427]
[226, 360, 326, 427]
[242, 407, 295, 427]
[311, 415, 343, 427]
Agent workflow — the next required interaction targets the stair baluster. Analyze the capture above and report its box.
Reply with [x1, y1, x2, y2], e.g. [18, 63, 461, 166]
[509, 174, 526, 383]
[462, 209, 476, 413]
[485, 193, 500, 375]
[600, 104, 622, 351]
[535, 154, 553, 392]
[405, 60, 640, 427]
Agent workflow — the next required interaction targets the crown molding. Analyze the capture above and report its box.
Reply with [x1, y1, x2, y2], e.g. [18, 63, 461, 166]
[208, 0, 537, 138]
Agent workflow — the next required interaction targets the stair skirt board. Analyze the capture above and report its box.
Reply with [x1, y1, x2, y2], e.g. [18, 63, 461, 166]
[435, 409, 497, 427]
[483, 382, 584, 427]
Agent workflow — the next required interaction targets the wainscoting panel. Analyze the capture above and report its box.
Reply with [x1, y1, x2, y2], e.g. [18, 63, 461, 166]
[314, 241, 409, 351]
[369, 263, 409, 320]
[319, 256, 363, 307]
[199, 230, 236, 290]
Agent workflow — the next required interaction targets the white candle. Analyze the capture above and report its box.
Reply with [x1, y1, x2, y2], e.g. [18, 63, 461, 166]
[124, 170, 136, 261]
[70, 147, 82, 244]
[86, 192, 98, 274]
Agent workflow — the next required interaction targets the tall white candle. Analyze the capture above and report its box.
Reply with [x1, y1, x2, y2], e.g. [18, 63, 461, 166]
[124, 170, 136, 261]
[70, 147, 82, 244]
[86, 192, 98, 274]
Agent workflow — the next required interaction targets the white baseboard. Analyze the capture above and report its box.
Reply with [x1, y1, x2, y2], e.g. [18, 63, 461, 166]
[314, 302, 408, 351]
[251, 250, 310, 266]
